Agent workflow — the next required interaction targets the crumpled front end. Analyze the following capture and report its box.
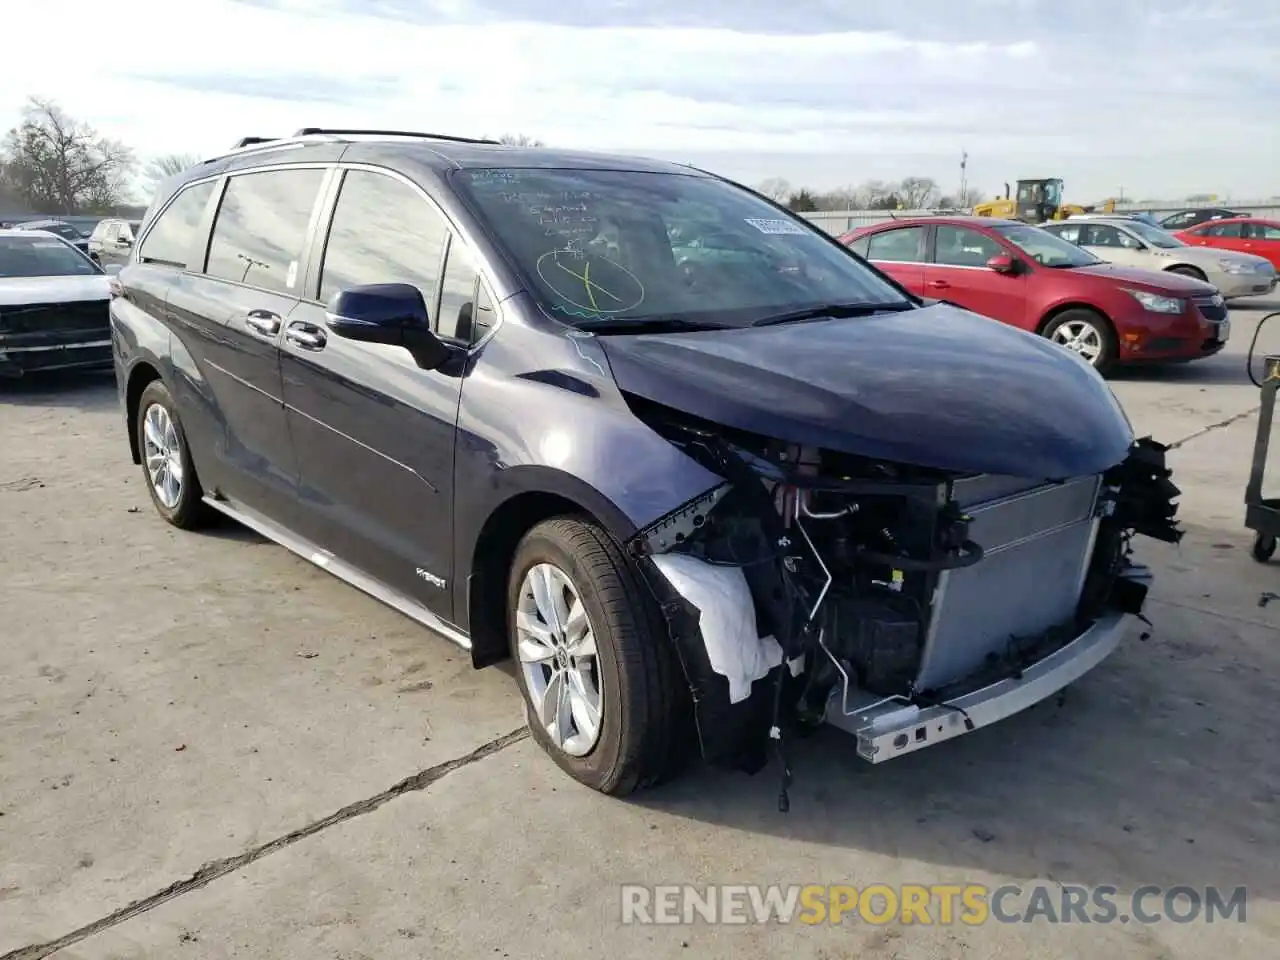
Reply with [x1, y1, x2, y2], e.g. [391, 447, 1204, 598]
[622, 394, 1181, 801]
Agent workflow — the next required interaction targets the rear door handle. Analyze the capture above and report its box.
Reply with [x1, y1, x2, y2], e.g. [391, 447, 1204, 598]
[285, 321, 326, 350]
[926, 279, 951, 289]
[244, 309, 281, 338]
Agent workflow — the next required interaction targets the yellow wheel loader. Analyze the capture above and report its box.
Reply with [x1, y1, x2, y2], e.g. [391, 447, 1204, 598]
[972, 178, 1116, 223]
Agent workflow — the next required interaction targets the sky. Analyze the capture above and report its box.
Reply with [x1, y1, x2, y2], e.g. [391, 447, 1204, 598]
[4, 0, 1278, 205]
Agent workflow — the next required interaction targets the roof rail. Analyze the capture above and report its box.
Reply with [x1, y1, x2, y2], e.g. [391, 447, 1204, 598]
[292, 127, 501, 145]
[231, 136, 278, 149]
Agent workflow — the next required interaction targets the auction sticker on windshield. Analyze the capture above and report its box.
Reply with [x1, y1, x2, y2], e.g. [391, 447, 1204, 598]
[744, 218, 808, 236]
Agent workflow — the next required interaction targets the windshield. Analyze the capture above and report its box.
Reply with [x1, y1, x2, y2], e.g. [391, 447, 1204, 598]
[452, 168, 911, 327]
[1124, 220, 1185, 248]
[993, 222, 1102, 268]
[0, 235, 101, 278]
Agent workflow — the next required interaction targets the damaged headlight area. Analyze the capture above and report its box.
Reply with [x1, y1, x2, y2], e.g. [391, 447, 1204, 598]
[623, 396, 1181, 811]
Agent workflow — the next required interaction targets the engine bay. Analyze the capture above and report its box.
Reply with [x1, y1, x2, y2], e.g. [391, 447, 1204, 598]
[623, 393, 1183, 809]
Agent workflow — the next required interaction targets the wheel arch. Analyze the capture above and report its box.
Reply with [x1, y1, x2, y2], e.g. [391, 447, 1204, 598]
[1035, 300, 1113, 336]
[125, 361, 163, 464]
[1163, 262, 1207, 281]
[459, 468, 643, 670]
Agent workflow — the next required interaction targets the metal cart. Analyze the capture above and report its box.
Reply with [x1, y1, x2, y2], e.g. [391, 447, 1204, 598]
[1245, 340, 1280, 562]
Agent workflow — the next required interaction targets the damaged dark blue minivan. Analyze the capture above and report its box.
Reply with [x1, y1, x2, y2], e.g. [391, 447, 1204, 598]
[110, 129, 1181, 804]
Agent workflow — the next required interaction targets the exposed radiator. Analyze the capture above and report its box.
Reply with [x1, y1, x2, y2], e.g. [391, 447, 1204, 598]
[912, 473, 1102, 691]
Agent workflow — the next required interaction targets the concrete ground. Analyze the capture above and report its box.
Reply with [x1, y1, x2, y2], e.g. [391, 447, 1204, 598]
[2, 301, 1279, 960]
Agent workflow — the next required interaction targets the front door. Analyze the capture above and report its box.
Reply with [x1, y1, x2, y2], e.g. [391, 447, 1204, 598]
[280, 167, 466, 618]
[921, 224, 1028, 328]
[1076, 222, 1151, 269]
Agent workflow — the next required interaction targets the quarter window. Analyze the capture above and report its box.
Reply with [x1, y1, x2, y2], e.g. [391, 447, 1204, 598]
[866, 226, 924, 263]
[436, 236, 483, 342]
[138, 181, 216, 268]
[934, 226, 1003, 266]
[205, 169, 325, 293]
[318, 170, 449, 307]
[845, 235, 871, 258]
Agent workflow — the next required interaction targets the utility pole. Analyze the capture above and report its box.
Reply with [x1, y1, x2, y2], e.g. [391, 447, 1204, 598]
[960, 149, 969, 206]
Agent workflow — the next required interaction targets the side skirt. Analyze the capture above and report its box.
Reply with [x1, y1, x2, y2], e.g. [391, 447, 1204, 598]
[202, 494, 473, 650]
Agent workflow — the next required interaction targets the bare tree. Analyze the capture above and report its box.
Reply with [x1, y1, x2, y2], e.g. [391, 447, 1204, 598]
[0, 97, 137, 214]
[143, 152, 200, 192]
[898, 176, 939, 210]
[497, 133, 545, 147]
[755, 177, 792, 202]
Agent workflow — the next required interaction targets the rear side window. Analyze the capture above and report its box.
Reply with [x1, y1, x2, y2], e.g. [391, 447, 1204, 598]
[866, 226, 924, 262]
[205, 168, 325, 294]
[318, 169, 449, 306]
[138, 181, 215, 268]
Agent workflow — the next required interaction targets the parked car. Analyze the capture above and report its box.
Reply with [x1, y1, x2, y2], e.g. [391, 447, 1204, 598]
[13, 218, 92, 256]
[1159, 208, 1244, 231]
[1040, 216, 1277, 299]
[1066, 211, 1163, 228]
[1172, 217, 1280, 271]
[839, 216, 1228, 373]
[87, 217, 143, 268]
[111, 129, 1179, 798]
[0, 228, 112, 378]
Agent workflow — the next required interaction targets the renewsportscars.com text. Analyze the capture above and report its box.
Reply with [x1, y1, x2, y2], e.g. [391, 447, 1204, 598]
[620, 883, 1247, 926]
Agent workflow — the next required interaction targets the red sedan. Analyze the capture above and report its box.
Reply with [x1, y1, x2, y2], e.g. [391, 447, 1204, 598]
[1172, 216, 1280, 270]
[839, 216, 1229, 374]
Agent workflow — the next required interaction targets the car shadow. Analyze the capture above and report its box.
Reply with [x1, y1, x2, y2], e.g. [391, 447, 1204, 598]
[0, 368, 117, 412]
[1109, 354, 1250, 387]
[632, 532, 1278, 902]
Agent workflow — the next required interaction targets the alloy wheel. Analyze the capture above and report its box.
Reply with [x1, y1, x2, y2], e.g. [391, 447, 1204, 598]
[515, 562, 603, 756]
[142, 402, 184, 509]
[1050, 319, 1104, 365]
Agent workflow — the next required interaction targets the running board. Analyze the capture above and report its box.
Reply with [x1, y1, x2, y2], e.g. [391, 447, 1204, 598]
[201, 495, 472, 650]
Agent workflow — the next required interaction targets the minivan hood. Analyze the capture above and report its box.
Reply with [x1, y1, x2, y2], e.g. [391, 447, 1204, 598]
[1073, 262, 1217, 294]
[598, 303, 1134, 479]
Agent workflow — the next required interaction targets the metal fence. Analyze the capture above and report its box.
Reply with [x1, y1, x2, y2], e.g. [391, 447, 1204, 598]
[801, 201, 1280, 236]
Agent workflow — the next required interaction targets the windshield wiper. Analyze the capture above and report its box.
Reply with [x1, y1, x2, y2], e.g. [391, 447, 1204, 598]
[573, 316, 732, 334]
[749, 301, 914, 327]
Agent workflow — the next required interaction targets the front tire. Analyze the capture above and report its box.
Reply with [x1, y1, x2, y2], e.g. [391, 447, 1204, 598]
[1043, 309, 1118, 375]
[135, 380, 214, 529]
[507, 516, 687, 795]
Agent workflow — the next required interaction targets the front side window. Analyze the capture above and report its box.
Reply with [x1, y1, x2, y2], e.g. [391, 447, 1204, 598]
[318, 169, 449, 308]
[1249, 223, 1280, 240]
[867, 227, 925, 263]
[206, 168, 325, 293]
[139, 180, 216, 268]
[934, 226, 1003, 267]
[452, 167, 909, 328]
[993, 223, 1102, 268]
[1204, 223, 1243, 238]
[0, 235, 101, 278]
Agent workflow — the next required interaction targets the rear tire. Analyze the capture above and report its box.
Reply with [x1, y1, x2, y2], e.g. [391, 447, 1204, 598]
[1167, 264, 1207, 282]
[1042, 309, 1119, 375]
[507, 516, 687, 796]
[135, 380, 215, 529]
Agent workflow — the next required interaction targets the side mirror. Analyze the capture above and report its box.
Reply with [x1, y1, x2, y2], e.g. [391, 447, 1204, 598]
[119, 237, 133, 248]
[325, 282, 451, 371]
[986, 253, 1018, 274]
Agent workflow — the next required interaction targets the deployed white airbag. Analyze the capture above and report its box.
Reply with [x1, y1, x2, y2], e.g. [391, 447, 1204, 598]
[650, 553, 785, 703]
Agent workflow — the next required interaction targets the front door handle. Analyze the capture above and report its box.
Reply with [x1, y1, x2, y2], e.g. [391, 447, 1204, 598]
[285, 321, 326, 350]
[244, 309, 281, 338]
[926, 279, 951, 289]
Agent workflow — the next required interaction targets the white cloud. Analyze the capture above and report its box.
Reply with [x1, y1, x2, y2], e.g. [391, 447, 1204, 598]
[3, 0, 1277, 203]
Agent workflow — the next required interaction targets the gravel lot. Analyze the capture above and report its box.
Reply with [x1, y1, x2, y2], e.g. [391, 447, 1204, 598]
[3, 303, 1280, 959]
